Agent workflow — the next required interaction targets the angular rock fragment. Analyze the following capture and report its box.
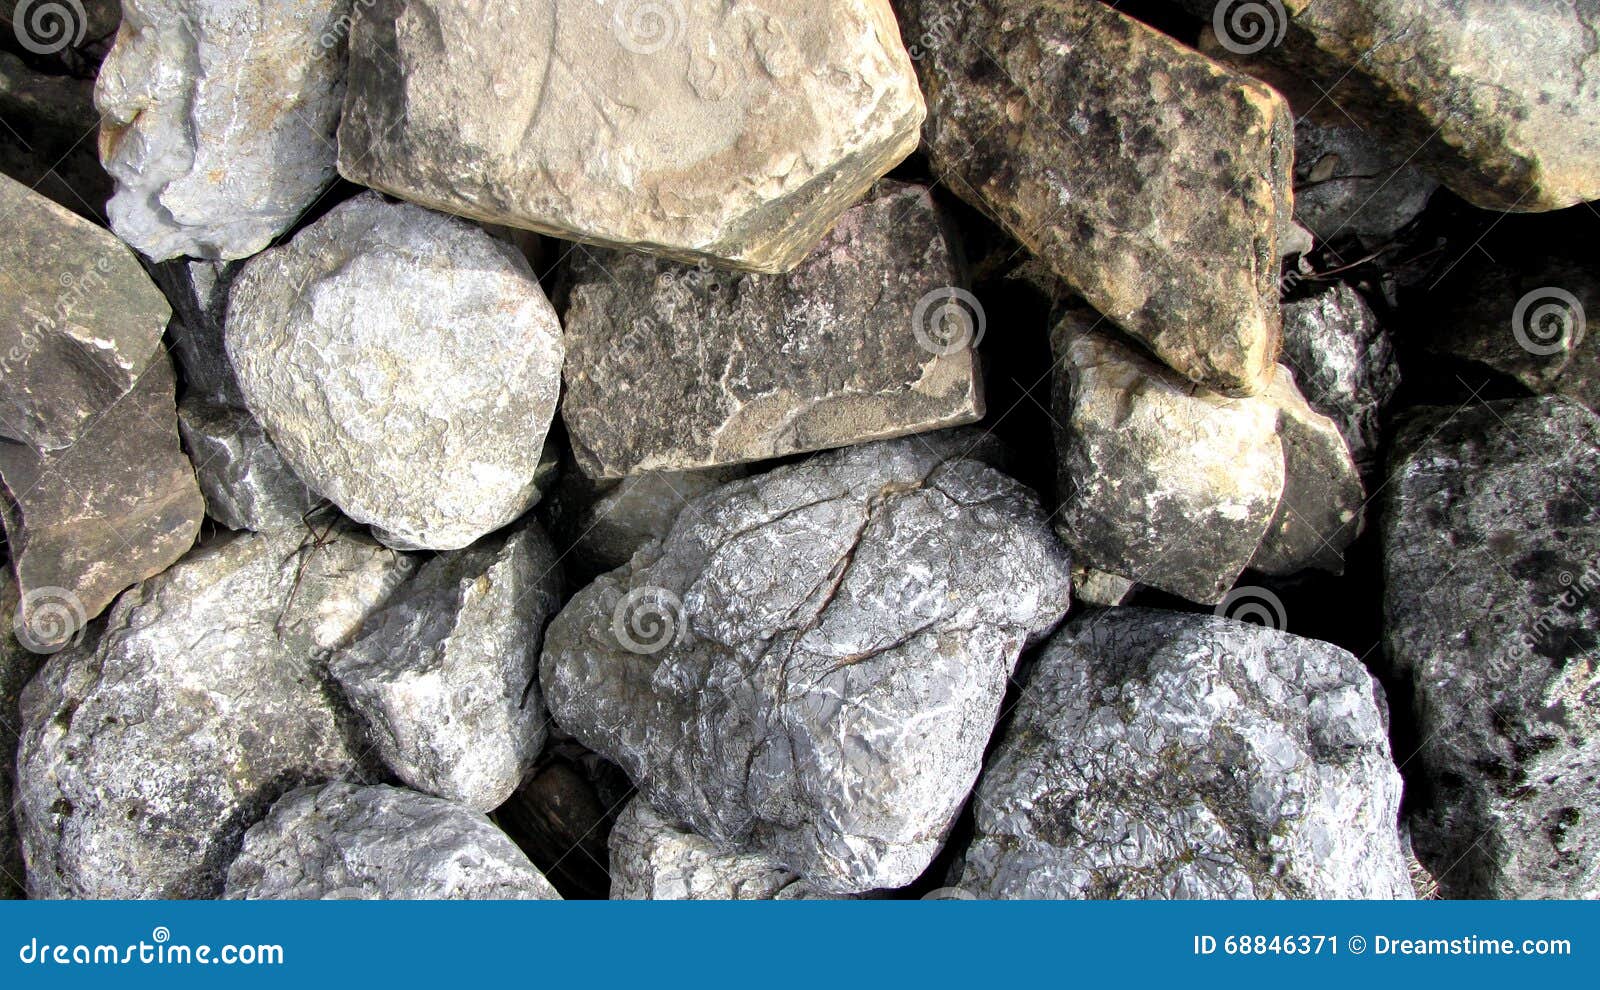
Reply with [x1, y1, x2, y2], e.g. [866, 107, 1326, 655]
[542, 436, 1073, 893]
[16, 526, 412, 898]
[1291, 121, 1437, 248]
[224, 783, 560, 900]
[329, 522, 563, 811]
[1384, 397, 1600, 898]
[610, 796, 819, 901]
[1280, 284, 1399, 470]
[177, 396, 319, 533]
[961, 609, 1413, 899]
[0, 578, 44, 900]
[1070, 567, 1136, 608]
[900, 0, 1291, 394]
[96, 0, 354, 260]
[226, 192, 564, 551]
[338, 0, 925, 272]
[563, 181, 981, 478]
[0, 173, 169, 452]
[0, 51, 112, 220]
[150, 260, 245, 404]
[0, 355, 204, 650]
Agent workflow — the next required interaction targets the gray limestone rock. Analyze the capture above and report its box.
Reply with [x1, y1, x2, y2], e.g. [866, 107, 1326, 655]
[899, 0, 1291, 395]
[95, 0, 354, 261]
[1384, 397, 1600, 898]
[1280, 283, 1400, 471]
[329, 521, 563, 812]
[961, 609, 1413, 899]
[337, 0, 925, 273]
[0, 354, 204, 651]
[16, 525, 413, 899]
[0, 173, 169, 452]
[1292, 121, 1438, 248]
[609, 796, 818, 900]
[541, 435, 1074, 893]
[225, 192, 564, 551]
[562, 181, 981, 478]
[178, 396, 320, 533]
[223, 783, 561, 900]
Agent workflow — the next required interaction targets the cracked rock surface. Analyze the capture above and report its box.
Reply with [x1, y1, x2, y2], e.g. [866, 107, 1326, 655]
[95, 0, 353, 261]
[1384, 397, 1600, 898]
[224, 783, 561, 900]
[16, 525, 412, 899]
[330, 521, 563, 812]
[541, 434, 1073, 893]
[562, 181, 982, 478]
[178, 396, 320, 533]
[226, 192, 564, 551]
[150, 260, 246, 406]
[899, 0, 1291, 394]
[609, 796, 817, 900]
[961, 609, 1413, 899]
[337, 0, 924, 273]
[1280, 284, 1400, 472]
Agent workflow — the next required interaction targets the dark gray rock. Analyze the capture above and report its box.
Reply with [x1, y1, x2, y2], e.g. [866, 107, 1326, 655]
[961, 609, 1413, 899]
[0, 578, 45, 899]
[1292, 120, 1437, 248]
[150, 260, 245, 405]
[178, 396, 320, 533]
[0, 51, 111, 221]
[1280, 284, 1400, 471]
[541, 434, 1073, 893]
[1384, 397, 1600, 898]
[491, 753, 615, 899]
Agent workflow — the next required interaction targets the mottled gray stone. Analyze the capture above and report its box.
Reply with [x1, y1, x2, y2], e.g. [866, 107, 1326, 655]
[0, 577, 44, 899]
[224, 783, 560, 900]
[562, 181, 982, 478]
[150, 260, 245, 405]
[0, 173, 169, 452]
[0, 51, 112, 221]
[1292, 121, 1438, 248]
[541, 435, 1073, 893]
[610, 796, 803, 900]
[226, 192, 564, 551]
[0, 354, 204, 651]
[16, 526, 412, 899]
[1071, 567, 1136, 608]
[329, 522, 563, 812]
[962, 609, 1413, 899]
[1280, 283, 1400, 471]
[337, 0, 924, 273]
[899, 0, 1291, 395]
[96, 0, 353, 261]
[178, 396, 319, 533]
[1384, 397, 1600, 899]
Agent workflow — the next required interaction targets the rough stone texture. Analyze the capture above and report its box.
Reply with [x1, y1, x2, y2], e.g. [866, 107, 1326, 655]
[541, 435, 1073, 893]
[1280, 283, 1400, 471]
[0, 173, 169, 452]
[899, 0, 1291, 395]
[337, 0, 925, 273]
[16, 525, 412, 899]
[563, 181, 980, 478]
[95, 0, 353, 261]
[1071, 567, 1136, 608]
[1189, 0, 1600, 212]
[224, 783, 561, 900]
[610, 795, 815, 900]
[178, 396, 319, 533]
[0, 578, 44, 899]
[329, 522, 563, 812]
[150, 260, 246, 405]
[1292, 120, 1437, 248]
[1252, 368, 1365, 576]
[1384, 397, 1600, 898]
[0, 355, 204, 650]
[0, 51, 112, 221]
[1050, 321, 1284, 604]
[226, 192, 564, 551]
[961, 609, 1413, 899]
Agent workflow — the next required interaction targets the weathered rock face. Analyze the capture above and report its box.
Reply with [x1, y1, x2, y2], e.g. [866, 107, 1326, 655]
[0, 51, 112, 221]
[610, 796, 810, 900]
[329, 522, 563, 812]
[0, 579, 44, 900]
[95, 0, 354, 261]
[1384, 397, 1600, 898]
[337, 0, 925, 273]
[0, 355, 204, 651]
[150, 260, 245, 405]
[961, 609, 1413, 899]
[0, 173, 169, 453]
[178, 396, 320, 533]
[16, 526, 412, 899]
[1193, 0, 1600, 212]
[541, 435, 1074, 893]
[1280, 284, 1400, 471]
[226, 192, 564, 551]
[224, 783, 561, 900]
[563, 181, 982, 478]
[1291, 120, 1437, 249]
[899, 0, 1291, 395]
